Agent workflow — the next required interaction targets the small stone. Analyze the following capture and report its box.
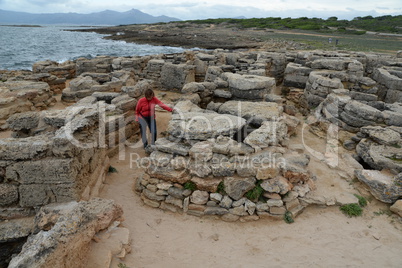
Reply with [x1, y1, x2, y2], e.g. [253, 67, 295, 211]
[190, 190, 210, 205]
[183, 197, 190, 213]
[256, 202, 269, 212]
[168, 187, 185, 199]
[267, 199, 284, 207]
[188, 204, 206, 212]
[141, 196, 160, 208]
[156, 190, 168, 196]
[142, 189, 165, 202]
[219, 195, 233, 209]
[146, 184, 157, 192]
[204, 207, 228, 215]
[270, 206, 286, 215]
[165, 195, 183, 208]
[244, 199, 256, 215]
[207, 201, 218, 207]
[285, 198, 300, 211]
[160, 202, 178, 213]
[232, 198, 246, 207]
[186, 210, 204, 217]
[156, 182, 172, 191]
[210, 193, 223, 202]
[229, 206, 248, 216]
[282, 191, 298, 202]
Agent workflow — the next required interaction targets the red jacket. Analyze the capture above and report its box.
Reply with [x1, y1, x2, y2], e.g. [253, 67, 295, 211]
[135, 96, 173, 121]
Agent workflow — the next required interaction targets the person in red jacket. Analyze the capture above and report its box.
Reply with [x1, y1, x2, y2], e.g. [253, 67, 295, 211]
[135, 88, 173, 151]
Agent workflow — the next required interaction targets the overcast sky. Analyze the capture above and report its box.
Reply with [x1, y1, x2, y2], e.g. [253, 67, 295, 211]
[0, 0, 400, 20]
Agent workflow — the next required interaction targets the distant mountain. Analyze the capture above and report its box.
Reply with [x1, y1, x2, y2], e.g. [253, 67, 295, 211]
[0, 9, 180, 25]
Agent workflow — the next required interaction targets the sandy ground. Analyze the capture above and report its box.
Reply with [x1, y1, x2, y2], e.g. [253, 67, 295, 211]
[97, 105, 402, 268]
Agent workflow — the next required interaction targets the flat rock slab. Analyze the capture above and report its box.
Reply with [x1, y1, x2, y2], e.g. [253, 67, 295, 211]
[218, 101, 283, 126]
[167, 112, 246, 140]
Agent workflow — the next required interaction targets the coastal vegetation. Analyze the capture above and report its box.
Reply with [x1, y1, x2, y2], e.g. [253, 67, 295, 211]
[181, 15, 402, 34]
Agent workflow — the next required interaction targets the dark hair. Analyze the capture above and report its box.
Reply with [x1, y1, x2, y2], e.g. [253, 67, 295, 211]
[144, 88, 154, 99]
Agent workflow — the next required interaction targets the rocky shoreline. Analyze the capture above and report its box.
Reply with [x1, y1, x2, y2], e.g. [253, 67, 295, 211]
[71, 23, 309, 50]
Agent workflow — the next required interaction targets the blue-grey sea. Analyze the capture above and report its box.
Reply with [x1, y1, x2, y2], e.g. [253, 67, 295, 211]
[0, 25, 187, 70]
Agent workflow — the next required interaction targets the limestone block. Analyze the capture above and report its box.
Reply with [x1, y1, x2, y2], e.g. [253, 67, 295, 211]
[160, 63, 195, 90]
[189, 141, 213, 162]
[223, 176, 256, 201]
[149, 151, 173, 167]
[174, 100, 204, 113]
[69, 76, 99, 92]
[360, 126, 401, 146]
[165, 195, 183, 208]
[6, 158, 79, 184]
[7, 112, 40, 131]
[155, 138, 191, 156]
[283, 62, 312, 88]
[0, 217, 34, 242]
[311, 58, 347, 71]
[355, 170, 401, 203]
[191, 176, 222, 192]
[182, 82, 205, 94]
[223, 73, 276, 100]
[356, 139, 402, 174]
[189, 162, 212, 177]
[146, 163, 190, 184]
[213, 89, 232, 99]
[167, 187, 186, 199]
[0, 183, 18, 206]
[0, 135, 51, 161]
[167, 112, 246, 141]
[244, 120, 288, 149]
[218, 100, 283, 126]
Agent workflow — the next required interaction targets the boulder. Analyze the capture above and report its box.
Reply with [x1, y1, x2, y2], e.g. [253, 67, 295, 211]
[355, 170, 401, 203]
[356, 139, 402, 174]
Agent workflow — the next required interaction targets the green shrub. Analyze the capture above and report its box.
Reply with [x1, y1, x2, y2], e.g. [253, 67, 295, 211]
[284, 211, 294, 224]
[108, 166, 118, 173]
[245, 181, 264, 201]
[217, 181, 226, 195]
[184, 181, 197, 191]
[354, 194, 367, 207]
[340, 203, 363, 217]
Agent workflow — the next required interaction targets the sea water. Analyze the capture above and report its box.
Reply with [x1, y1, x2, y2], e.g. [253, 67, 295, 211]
[0, 25, 186, 70]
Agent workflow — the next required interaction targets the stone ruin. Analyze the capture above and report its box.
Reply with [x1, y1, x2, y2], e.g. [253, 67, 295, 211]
[0, 48, 401, 267]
